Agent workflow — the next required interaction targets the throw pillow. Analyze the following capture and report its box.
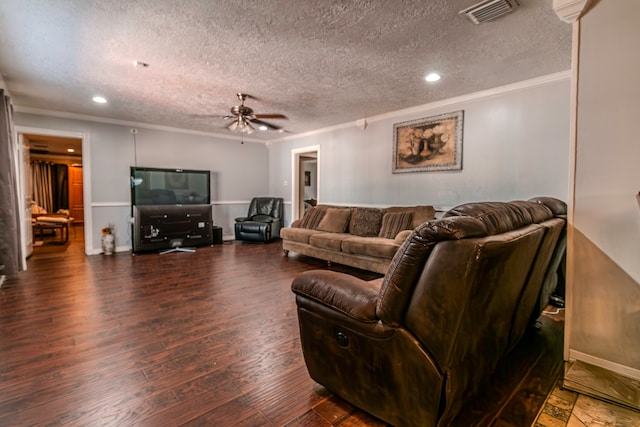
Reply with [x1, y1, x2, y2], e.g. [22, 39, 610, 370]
[349, 207, 383, 237]
[298, 207, 325, 229]
[378, 211, 414, 239]
[316, 208, 352, 233]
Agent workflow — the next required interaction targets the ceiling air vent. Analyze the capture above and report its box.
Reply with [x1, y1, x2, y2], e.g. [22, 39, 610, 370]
[459, 0, 519, 24]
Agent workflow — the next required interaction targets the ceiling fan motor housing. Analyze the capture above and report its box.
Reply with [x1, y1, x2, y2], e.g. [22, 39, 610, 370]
[231, 105, 254, 116]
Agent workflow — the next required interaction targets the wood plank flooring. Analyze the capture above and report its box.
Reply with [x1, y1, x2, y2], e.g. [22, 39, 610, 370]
[0, 227, 563, 426]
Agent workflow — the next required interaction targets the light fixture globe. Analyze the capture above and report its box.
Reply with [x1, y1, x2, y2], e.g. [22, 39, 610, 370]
[425, 73, 441, 82]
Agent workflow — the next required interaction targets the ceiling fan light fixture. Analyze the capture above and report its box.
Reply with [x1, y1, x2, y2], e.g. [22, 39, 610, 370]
[232, 117, 254, 134]
[222, 93, 286, 135]
[425, 73, 441, 82]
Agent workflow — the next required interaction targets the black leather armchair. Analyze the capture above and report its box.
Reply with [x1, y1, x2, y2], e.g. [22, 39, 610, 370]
[234, 197, 284, 242]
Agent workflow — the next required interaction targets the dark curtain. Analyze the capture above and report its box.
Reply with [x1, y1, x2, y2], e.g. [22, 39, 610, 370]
[31, 161, 53, 213]
[0, 89, 22, 277]
[31, 161, 68, 213]
[52, 164, 68, 212]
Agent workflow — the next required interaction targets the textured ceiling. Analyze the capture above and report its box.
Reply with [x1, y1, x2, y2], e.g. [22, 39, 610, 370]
[0, 0, 571, 141]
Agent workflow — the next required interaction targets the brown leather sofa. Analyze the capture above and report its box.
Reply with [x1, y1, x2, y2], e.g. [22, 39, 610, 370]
[291, 197, 566, 426]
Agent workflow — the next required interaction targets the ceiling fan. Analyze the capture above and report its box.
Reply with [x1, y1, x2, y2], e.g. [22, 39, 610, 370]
[223, 93, 287, 134]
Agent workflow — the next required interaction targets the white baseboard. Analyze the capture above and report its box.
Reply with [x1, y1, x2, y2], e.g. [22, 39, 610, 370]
[569, 350, 640, 381]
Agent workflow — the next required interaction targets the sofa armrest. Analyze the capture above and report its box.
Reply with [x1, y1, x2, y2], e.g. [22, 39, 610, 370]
[235, 216, 250, 222]
[292, 270, 380, 323]
[251, 214, 275, 223]
[394, 229, 413, 243]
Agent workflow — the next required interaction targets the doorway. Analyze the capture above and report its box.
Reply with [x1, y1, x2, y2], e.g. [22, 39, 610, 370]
[291, 145, 320, 222]
[17, 128, 87, 263]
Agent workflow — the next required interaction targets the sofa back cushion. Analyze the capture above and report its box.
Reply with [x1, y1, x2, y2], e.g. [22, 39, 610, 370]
[376, 216, 487, 327]
[405, 223, 545, 419]
[442, 201, 552, 235]
[316, 207, 352, 233]
[349, 207, 384, 237]
[378, 211, 414, 239]
[385, 205, 436, 229]
[248, 197, 284, 219]
[298, 206, 326, 229]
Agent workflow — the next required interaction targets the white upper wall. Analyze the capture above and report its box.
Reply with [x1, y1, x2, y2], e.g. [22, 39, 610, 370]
[575, 0, 640, 282]
[269, 74, 571, 216]
[13, 72, 572, 250]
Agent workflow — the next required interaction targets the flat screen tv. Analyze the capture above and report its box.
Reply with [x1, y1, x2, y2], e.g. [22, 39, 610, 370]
[132, 204, 213, 254]
[131, 166, 210, 205]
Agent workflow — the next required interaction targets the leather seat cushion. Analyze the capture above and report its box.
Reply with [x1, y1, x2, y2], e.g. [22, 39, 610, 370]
[342, 236, 401, 259]
[236, 222, 269, 233]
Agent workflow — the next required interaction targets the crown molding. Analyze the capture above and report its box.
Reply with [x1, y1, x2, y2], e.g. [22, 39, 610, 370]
[13, 106, 268, 145]
[269, 70, 571, 143]
[553, 0, 591, 23]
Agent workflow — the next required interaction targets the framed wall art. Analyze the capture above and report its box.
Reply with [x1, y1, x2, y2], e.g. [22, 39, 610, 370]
[393, 110, 463, 173]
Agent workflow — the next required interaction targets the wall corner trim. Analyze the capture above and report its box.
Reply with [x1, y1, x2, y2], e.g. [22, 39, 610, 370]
[553, 0, 591, 23]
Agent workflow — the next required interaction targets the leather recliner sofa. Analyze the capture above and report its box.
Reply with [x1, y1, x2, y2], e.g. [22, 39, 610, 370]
[235, 197, 284, 243]
[291, 197, 566, 426]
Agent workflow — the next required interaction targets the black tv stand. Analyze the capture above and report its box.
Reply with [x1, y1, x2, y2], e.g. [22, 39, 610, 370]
[131, 204, 214, 254]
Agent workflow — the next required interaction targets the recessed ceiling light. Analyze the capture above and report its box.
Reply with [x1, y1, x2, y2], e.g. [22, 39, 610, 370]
[133, 60, 149, 68]
[425, 73, 441, 82]
[258, 125, 269, 131]
[67, 148, 75, 153]
[92, 96, 107, 104]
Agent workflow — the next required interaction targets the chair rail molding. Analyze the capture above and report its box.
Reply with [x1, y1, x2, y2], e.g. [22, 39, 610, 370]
[553, 0, 591, 23]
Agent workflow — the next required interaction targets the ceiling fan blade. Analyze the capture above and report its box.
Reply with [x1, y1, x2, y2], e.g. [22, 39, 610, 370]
[253, 113, 287, 120]
[249, 118, 284, 131]
[239, 93, 259, 100]
[191, 114, 223, 118]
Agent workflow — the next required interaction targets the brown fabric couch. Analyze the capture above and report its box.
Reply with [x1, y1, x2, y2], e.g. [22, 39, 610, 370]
[291, 197, 567, 427]
[281, 204, 436, 274]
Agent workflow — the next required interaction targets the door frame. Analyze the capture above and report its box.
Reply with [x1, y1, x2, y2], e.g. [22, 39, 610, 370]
[18, 133, 33, 261]
[15, 126, 91, 263]
[291, 145, 320, 222]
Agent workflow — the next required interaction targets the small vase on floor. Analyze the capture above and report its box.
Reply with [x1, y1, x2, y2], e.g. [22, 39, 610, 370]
[102, 233, 115, 255]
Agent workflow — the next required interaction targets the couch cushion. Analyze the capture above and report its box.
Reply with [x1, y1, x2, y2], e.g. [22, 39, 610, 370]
[385, 205, 435, 228]
[316, 208, 352, 233]
[378, 211, 414, 239]
[349, 207, 384, 237]
[309, 232, 351, 251]
[280, 227, 324, 244]
[342, 236, 402, 259]
[298, 206, 326, 229]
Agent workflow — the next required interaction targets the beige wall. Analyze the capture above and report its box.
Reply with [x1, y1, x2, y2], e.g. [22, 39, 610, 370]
[568, 0, 640, 373]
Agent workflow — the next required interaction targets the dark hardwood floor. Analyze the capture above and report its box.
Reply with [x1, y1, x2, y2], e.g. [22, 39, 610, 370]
[0, 226, 563, 426]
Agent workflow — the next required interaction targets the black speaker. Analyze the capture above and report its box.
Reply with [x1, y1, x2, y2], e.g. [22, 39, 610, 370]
[212, 226, 223, 245]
